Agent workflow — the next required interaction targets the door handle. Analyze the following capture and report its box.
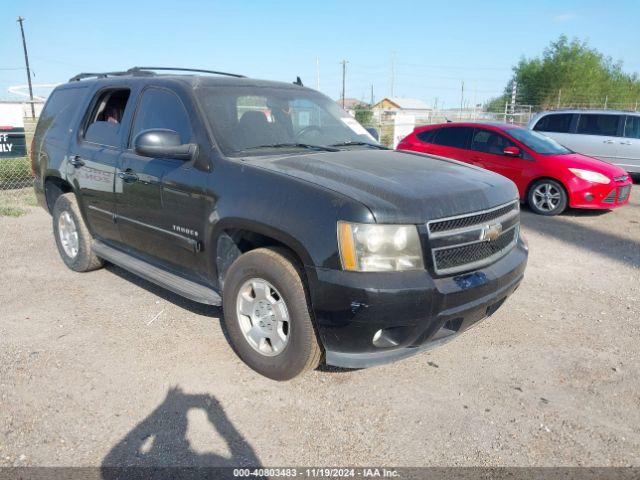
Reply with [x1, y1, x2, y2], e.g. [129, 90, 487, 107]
[603, 139, 614, 144]
[69, 155, 85, 167]
[620, 141, 632, 145]
[118, 170, 139, 183]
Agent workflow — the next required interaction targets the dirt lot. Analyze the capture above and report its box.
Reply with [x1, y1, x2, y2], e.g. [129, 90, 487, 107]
[1, 186, 639, 468]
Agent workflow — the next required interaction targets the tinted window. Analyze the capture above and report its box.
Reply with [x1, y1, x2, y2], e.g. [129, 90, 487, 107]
[506, 128, 571, 155]
[416, 129, 438, 143]
[533, 114, 573, 133]
[624, 115, 640, 139]
[432, 127, 473, 149]
[35, 87, 87, 144]
[131, 88, 192, 145]
[576, 114, 620, 136]
[83, 89, 131, 147]
[471, 129, 515, 155]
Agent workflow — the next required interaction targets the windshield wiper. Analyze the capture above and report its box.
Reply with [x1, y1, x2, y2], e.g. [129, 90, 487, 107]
[238, 143, 339, 153]
[329, 141, 388, 150]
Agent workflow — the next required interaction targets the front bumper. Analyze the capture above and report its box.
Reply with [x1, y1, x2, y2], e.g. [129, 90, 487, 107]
[567, 177, 632, 209]
[306, 238, 528, 369]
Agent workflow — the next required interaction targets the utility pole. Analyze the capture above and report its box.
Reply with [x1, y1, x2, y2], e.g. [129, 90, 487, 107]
[340, 60, 348, 109]
[509, 81, 517, 123]
[460, 80, 464, 120]
[17, 16, 35, 118]
[316, 57, 320, 91]
[604, 95, 608, 109]
[557, 89, 562, 109]
[370, 84, 374, 106]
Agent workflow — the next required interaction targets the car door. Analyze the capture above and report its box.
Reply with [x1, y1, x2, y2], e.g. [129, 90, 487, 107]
[469, 128, 529, 188]
[427, 126, 474, 162]
[68, 87, 133, 244]
[116, 86, 210, 277]
[619, 115, 640, 173]
[573, 113, 623, 164]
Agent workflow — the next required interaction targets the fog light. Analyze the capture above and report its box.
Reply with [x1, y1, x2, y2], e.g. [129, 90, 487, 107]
[584, 193, 594, 202]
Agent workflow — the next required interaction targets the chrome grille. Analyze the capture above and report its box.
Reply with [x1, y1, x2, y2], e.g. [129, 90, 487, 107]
[427, 200, 520, 276]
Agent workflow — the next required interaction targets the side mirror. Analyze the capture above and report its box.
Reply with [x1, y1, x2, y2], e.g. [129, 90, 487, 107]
[365, 127, 379, 141]
[503, 146, 521, 157]
[133, 129, 197, 161]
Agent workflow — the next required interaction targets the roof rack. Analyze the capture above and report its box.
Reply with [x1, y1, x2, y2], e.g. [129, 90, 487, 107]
[69, 66, 246, 82]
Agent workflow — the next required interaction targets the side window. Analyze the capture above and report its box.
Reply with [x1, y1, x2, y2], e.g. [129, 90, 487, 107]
[533, 114, 573, 133]
[624, 116, 640, 139]
[416, 129, 438, 143]
[130, 88, 193, 145]
[83, 89, 131, 147]
[35, 87, 87, 144]
[576, 114, 620, 137]
[432, 127, 473, 149]
[471, 129, 515, 155]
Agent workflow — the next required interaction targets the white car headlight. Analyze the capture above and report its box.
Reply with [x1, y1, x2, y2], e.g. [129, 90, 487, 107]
[338, 222, 424, 272]
[568, 168, 610, 184]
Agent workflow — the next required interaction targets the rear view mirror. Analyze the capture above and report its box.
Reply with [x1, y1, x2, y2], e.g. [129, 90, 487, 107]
[365, 127, 379, 141]
[503, 146, 521, 157]
[133, 129, 197, 161]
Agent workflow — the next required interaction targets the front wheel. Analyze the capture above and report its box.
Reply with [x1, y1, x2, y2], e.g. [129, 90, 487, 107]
[527, 179, 567, 216]
[222, 247, 322, 381]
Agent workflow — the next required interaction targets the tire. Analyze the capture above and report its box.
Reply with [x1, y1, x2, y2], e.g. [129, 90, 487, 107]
[527, 179, 567, 216]
[52, 193, 104, 272]
[222, 247, 322, 381]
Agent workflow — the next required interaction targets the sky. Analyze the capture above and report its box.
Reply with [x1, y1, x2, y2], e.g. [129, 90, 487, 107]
[1, 0, 639, 107]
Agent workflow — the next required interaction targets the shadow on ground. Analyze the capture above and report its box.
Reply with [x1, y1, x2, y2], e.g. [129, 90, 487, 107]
[520, 203, 639, 269]
[101, 387, 261, 477]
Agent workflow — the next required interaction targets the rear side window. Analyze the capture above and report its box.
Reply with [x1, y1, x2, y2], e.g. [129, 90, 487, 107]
[533, 114, 573, 133]
[624, 116, 640, 139]
[576, 114, 620, 136]
[83, 89, 131, 147]
[130, 88, 193, 145]
[432, 127, 473, 149]
[416, 129, 438, 143]
[35, 87, 86, 144]
[471, 129, 515, 155]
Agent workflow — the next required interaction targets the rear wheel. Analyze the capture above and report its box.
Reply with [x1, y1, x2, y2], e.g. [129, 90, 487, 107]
[527, 179, 567, 216]
[52, 193, 104, 272]
[222, 247, 322, 380]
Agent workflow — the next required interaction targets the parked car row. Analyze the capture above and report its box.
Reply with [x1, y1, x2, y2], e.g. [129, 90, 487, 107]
[397, 119, 633, 216]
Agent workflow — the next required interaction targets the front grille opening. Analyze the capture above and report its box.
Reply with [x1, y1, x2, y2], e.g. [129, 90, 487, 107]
[443, 318, 463, 332]
[618, 185, 631, 202]
[434, 227, 517, 272]
[429, 202, 517, 233]
[603, 189, 616, 203]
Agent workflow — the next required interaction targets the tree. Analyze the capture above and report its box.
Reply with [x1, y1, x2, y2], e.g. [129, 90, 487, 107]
[354, 103, 374, 126]
[486, 36, 640, 110]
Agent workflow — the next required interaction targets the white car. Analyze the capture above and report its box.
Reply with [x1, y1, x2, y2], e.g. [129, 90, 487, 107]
[528, 109, 640, 175]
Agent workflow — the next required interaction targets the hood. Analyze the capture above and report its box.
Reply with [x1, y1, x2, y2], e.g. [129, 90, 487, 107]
[551, 153, 629, 178]
[244, 149, 518, 223]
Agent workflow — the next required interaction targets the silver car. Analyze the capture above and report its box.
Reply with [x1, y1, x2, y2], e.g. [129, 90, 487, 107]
[528, 109, 640, 174]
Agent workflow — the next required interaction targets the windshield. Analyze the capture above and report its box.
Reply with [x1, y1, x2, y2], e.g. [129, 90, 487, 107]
[195, 85, 378, 156]
[506, 128, 571, 155]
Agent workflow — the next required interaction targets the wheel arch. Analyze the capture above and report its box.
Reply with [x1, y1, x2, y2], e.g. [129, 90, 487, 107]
[44, 175, 74, 213]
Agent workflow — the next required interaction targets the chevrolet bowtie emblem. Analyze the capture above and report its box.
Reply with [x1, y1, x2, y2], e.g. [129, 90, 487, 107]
[481, 223, 503, 242]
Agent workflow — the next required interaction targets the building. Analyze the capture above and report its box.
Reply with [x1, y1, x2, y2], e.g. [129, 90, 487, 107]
[372, 97, 432, 122]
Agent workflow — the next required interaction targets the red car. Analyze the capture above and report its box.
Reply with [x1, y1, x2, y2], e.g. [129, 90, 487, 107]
[397, 122, 632, 215]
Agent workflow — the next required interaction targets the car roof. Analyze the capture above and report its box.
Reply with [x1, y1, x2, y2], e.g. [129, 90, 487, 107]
[536, 109, 639, 116]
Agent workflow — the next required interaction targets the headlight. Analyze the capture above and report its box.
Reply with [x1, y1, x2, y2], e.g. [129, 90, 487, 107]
[568, 168, 610, 184]
[338, 222, 424, 272]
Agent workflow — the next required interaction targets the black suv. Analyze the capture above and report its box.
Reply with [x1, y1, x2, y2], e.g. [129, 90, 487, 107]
[33, 67, 528, 380]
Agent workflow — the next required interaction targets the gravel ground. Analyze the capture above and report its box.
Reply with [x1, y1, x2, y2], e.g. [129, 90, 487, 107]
[0, 185, 639, 468]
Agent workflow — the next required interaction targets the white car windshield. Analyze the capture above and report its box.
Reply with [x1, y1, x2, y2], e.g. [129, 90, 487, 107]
[196, 86, 379, 156]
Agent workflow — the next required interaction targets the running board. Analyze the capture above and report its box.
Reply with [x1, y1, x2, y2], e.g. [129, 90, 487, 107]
[92, 241, 222, 306]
